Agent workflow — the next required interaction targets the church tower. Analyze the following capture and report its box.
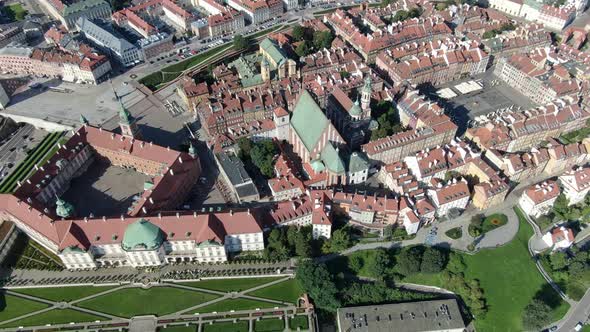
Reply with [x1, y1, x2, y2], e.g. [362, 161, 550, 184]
[361, 75, 372, 117]
[115, 90, 141, 139]
[261, 58, 271, 82]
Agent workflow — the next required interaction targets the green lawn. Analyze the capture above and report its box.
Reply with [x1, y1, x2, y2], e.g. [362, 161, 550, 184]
[77, 286, 219, 317]
[193, 298, 279, 314]
[0, 293, 48, 322]
[159, 325, 197, 332]
[2, 308, 103, 328]
[247, 279, 303, 303]
[202, 320, 249, 332]
[2, 3, 28, 21]
[13, 285, 116, 302]
[289, 315, 309, 330]
[409, 208, 569, 331]
[254, 318, 285, 332]
[180, 277, 283, 292]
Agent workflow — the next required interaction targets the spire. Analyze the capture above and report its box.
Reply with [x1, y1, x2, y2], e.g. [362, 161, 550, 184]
[80, 114, 88, 125]
[362, 75, 372, 94]
[112, 81, 132, 125]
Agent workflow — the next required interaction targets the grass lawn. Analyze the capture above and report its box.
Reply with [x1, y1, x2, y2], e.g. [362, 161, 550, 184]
[193, 298, 278, 314]
[202, 320, 248, 332]
[2, 309, 103, 328]
[404, 208, 569, 331]
[289, 315, 309, 330]
[254, 318, 285, 332]
[0, 293, 48, 322]
[180, 277, 283, 292]
[159, 325, 197, 332]
[13, 285, 116, 302]
[445, 227, 463, 240]
[77, 286, 219, 317]
[481, 214, 508, 232]
[247, 279, 303, 303]
[2, 3, 28, 21]
[581, 325, 590, 332]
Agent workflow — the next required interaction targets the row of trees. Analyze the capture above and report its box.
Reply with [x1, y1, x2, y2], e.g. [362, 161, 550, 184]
[543, 245, 590, 300]
[291, 25, 335, 57]
[265, 225, 356, 260]
[237, 138, 278, 178]
[296, 260, 432, 313]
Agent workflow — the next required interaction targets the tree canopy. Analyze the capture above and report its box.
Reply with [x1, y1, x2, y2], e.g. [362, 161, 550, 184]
[296, 261, 341, 311]
[522, 298, 552, 331]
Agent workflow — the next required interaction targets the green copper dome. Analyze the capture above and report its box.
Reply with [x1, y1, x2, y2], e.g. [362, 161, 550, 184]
[350, 98, 362, 117]
[122, 219, 163, 251]
[56, 198, 75, 218]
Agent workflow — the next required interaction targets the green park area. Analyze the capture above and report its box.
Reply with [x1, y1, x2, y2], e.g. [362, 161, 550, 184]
[193, 298, 277, 314]
[13, 285, 115, 302]
[405, 208, 569, 331]
[254, 317, 285, 332]
[0, 293, 48, 322]
[0, 277, 305, 329]
[468, 213, 508, 237]
[77, 286, 219, 317]
[289, 315, 309, 330]
[3, 309, 103, 328]
[1, 3, 28, 21]
[247, 279, 304, 303]
[180, 276, 283, 292]
[0, 131, 63, 193]
[203, 320, 249, 332]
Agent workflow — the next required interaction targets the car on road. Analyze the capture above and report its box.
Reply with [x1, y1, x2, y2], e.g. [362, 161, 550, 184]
[575, 323, 583, 331]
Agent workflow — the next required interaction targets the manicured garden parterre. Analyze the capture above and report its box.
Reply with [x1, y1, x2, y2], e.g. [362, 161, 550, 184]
[254, 317, 285, 332]
[202, 320, 249, 332]
[77, 286, 219, 317]
[13, 285, 115, 302]
[289, 315, 309, 330]
[0, 293, 48, 322]
[180, 276, 283, 292]
[2, 309, 103, 328]
[247, 279, 304, 303]
[192, 298, 278, 314]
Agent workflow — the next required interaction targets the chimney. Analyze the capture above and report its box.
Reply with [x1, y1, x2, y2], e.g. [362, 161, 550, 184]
[158, 212, 162, 219]
[142, 207, 147, 213]
[176, 212, 180, 218]
[102, 216, 106, 221]
[230, 210, 234, 216]
[247, 208, 251, 215]
[120, 214, 125, 221]
[149, 197, 154, 204]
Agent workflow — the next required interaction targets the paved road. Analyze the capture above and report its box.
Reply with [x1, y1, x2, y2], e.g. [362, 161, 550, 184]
[555, 289, 590, 332]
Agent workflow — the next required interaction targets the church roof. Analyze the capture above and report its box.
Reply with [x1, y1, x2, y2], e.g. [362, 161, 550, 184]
[260, 38, 287, 66]
[347, 151, 370, 173]
[321, 143, 346, 174]
[291, 90, 329, 153]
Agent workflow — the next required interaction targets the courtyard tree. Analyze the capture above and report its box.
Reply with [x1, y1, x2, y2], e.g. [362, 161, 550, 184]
[366, 249, 391, 279]
[396, 246, 423, 276]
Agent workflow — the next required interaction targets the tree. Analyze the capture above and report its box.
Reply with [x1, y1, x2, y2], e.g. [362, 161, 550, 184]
[550, 252, 569, 271]
[313, 30, 334, 50]
[295, 227, 312, 257]
[522, 298, 552, 331]
[295, 41, 313, 57]
[366, 249, 391, 279]
[349, 255, 364, 272]
[396, 247, 423, 276]
[250, 139, 278, 178]
[553, 194, 571, 221]
[292, 24, 307, 41]
[265, 228, 289, 260]
[324, 228, 353, 253]
[420, 247, 447, 273]
[233, 35, 249, 52]
[446, 252, 466, 274]
[296, 261, 341, 311]
[392, 10, 409, 22]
